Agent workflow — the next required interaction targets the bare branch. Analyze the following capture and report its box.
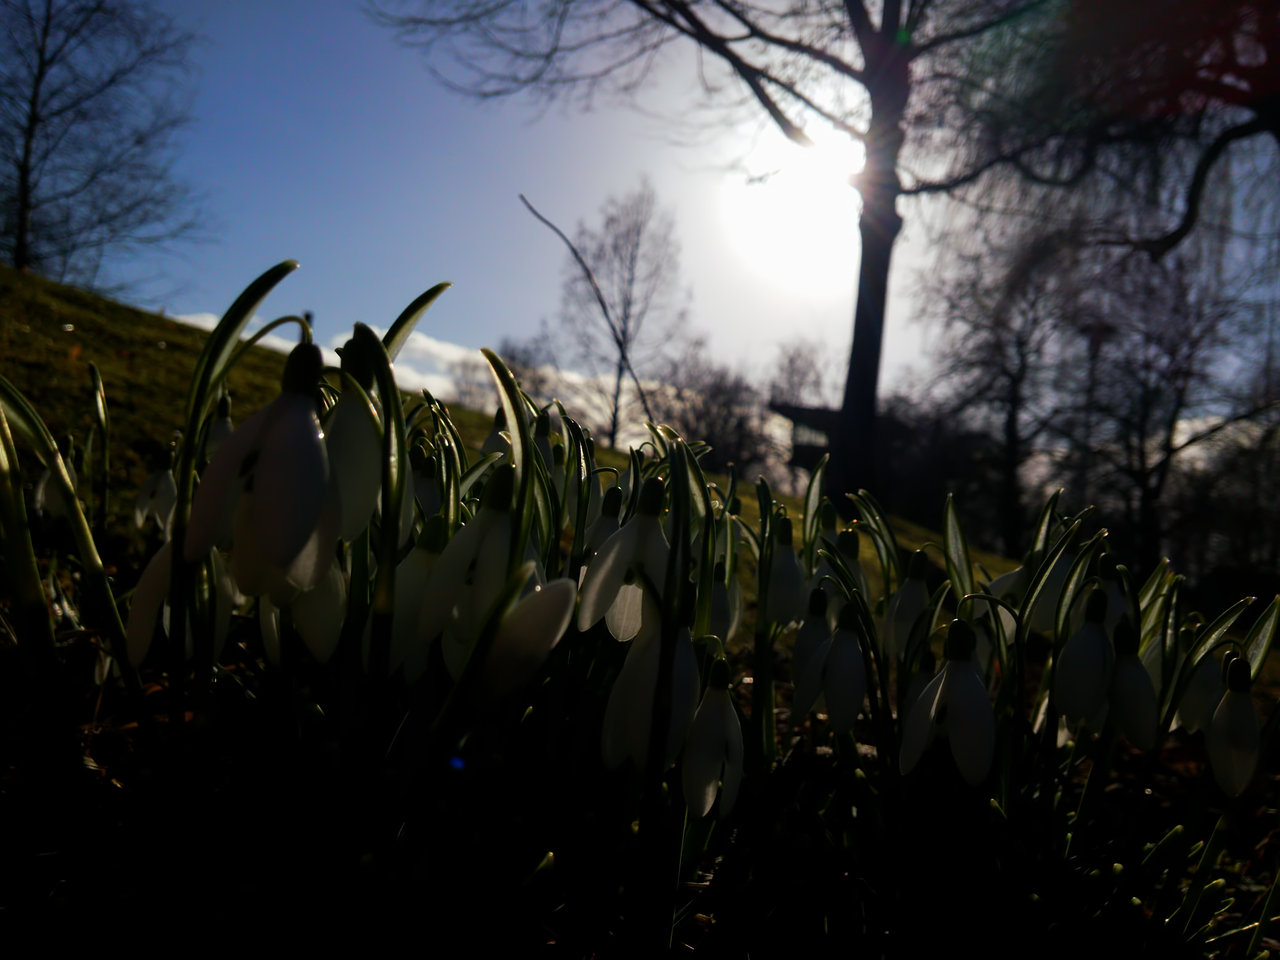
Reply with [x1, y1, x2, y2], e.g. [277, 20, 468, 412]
[519, 193, 655, 426]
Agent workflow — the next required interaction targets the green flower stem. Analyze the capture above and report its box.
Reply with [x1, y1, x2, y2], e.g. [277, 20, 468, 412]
[1183, 809, 1233, 937]
[89, 363, 109, 529]
[354, 324, 407, 683]
[0, 376, 141, 699]
[0, 401, 55, 659]
[1071, 718, 1118, 836]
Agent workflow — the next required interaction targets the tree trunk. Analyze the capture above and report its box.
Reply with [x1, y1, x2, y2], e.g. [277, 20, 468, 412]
[829, 70, 907, 504]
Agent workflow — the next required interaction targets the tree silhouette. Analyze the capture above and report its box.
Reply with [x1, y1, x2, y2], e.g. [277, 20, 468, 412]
[1, 0, 200, 285]
[370, 0, 1063, 499]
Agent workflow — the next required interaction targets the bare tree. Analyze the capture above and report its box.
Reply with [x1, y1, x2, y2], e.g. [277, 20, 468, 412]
[370, 0, 1071, 500]
[555, 178, 688, 447]
[0, 0, 200, 285]
[653, 339, 777, 477]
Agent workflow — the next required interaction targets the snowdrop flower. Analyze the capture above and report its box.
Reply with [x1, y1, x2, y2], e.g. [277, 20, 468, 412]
[790, 589, 830, 687]
[384, 518, 446, 680]
[1028, 550, 1077, 635]
[1053, 591, 1114, 727]
[468, 577, 577, 705]
[583, 485, 623, 562]
[792, 604, 867, 734]
[601, 612, 700, 772]
[325, 337, 383, 543]
[1206, 658, 1259, 797]
[578, 477, 669, 641]
[1109, 619, 1158, 750]
[1176, 651, 1222, 734]
[884, 551, 930, 659]
[260, 561, 347, 666]
[707, 561, 743, 646]
[126, 542, 235, 667]
[481, 407, 508, 457]
[764, 517, 806, 627]
[186, 343, 340, 600]
[900, 620, 995, 787]
[420, 465, 516, 671]
[900, 648, 938, 723]
[134, 454, 176, 536]
[33, 435, 77, 520]
[682, 658, 744, 818]
[204, 393, 234, 460]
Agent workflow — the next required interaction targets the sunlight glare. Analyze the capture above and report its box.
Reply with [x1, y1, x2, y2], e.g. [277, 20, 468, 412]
[720, 127, 864, 297]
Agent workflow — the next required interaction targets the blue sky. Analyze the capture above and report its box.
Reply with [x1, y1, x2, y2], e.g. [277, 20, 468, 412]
[116, 0, 931, 400]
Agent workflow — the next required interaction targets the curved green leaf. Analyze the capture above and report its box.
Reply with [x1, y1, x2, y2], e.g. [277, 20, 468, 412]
[383, 282, 451, 361]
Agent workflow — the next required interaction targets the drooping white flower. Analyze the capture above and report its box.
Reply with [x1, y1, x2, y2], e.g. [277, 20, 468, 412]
[1109, 619, 1158, 750]
[682, 658, 744, 818]
[34, 437, 77, 520]
[792, 604, 867, 734]
[134, 458, 177, 536]
[126, 542, 236, 667]
[204, 393, 235, 460]
[707, 561, 743, 646]
[1053, 591, 1114, 727]
[1176, 651, 1222, 734]
[1028, 550, 1077, 635]
[470, 577, 577, 705]
[900, 620, 995, 787]
[1206, 658, 1259, 798]
[421, 465, 516, 672]
[259, 561, 347, 667]
[186, 343, 339, 597]
[582, 485, 623, 564]
[578, 477, 669, 641]
[389, 519, 445, 680]
[601, 619, 700, 772]
[884, 551, 930, 659]
[764, 517, 806, 627]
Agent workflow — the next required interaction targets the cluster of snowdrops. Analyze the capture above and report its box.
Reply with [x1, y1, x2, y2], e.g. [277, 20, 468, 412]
[4, 262, 1279, 951]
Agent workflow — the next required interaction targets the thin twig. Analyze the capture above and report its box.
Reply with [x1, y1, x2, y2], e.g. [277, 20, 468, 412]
[519, 194, 655, 425]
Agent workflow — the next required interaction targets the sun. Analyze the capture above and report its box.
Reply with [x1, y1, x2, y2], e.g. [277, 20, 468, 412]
[720, 127, 864, 297]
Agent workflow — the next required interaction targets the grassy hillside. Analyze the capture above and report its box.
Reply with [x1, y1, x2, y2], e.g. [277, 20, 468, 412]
[0, 265, 1011, 604]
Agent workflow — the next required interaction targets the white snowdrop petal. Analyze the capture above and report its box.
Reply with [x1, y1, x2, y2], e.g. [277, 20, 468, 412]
[479, 578, 577, 703]
[419, 511, 491, 642]
[602, 633, 649, 769]
[253, 395, 329, 567]
[210, 549, 235, 662]
[946, 661, 996, 787]
[1207, 691, 1259, 797]
[291, 562, 347, 664]
[260, 596, 282, 666]
[186, 404, 271, 562]
[720, 694, 744, 817]
[605, 582, 644, 642]
[1177, 655, 1222, 734]
[792, 619, 830, 692]
[282, 477, 342, 593]
[682, 689, 728, 818]
[134, 472, 158, 528]
[765, 549, 806, 626]
[1053, 622, 1112, 725]
[792, 636, 831, 722]
[327, 394, 383, 543]
[126, 542, 172, 667]
[823, 630, 866, 735]
[1111, 654, 1158, 750]
[391, 546, 438, 676]
[578, 522, 639, 630]
[900, 671, 944, 776]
